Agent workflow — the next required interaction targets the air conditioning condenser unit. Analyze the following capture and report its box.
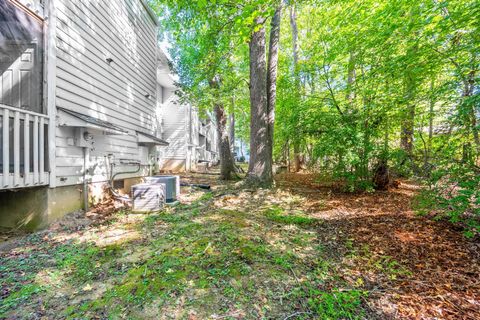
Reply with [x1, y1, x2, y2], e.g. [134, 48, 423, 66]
[144, 175, 180, 203]
[131, 183, 166, 212]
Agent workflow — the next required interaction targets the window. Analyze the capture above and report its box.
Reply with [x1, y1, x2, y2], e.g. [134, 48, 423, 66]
[0, 0, 44, 113]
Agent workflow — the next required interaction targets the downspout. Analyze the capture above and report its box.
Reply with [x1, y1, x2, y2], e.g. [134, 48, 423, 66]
[82, 147, 89, 212]
[46, 0, 57, 188]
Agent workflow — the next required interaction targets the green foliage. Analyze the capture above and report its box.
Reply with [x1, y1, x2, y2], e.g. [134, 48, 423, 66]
[0, 284, 44, 316]
[415, 163, 480, 238]
[55, 244, 102, 283]
[273, 0, 479, 190]
[149, 0, 278, 140]
[152, 0, 479, 194]
[306, 288, 366, 320]
[264, 206, 318, 226]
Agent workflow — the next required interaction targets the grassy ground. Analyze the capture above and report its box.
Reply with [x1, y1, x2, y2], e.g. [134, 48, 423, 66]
[1, 173, 479, 319]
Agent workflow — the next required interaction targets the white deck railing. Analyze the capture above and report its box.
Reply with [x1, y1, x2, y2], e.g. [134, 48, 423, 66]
[0, 104, 50, 189]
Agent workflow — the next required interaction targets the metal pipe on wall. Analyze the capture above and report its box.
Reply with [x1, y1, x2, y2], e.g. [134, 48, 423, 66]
[82, 147, 89, 212]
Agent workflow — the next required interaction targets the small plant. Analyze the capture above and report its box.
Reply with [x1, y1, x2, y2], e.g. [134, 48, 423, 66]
[371, 256, 412, 280]
[307, 288, 367, 319]
[414, 164, 480, 238]
[0, 284, 44, 316]
[198, 192, 214, 202]
[264, 206, 318, 226]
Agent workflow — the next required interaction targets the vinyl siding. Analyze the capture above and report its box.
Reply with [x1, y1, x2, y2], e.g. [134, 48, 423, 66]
[162, 89, 187, 160]
[54, 0, 158, 186]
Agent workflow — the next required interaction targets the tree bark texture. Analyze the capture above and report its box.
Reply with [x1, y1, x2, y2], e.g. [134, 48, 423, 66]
[266, 5, 282, 172]
[229, 111, 235, 153]
[215, 103, 236, 180]
[209, 77, 236, 180]
[346, 51, 356, 103]
[247, 5, 282, 186]
[247, 17, 270, 184]
[289, 3, 303, 172]
[401, 58, 416, 157]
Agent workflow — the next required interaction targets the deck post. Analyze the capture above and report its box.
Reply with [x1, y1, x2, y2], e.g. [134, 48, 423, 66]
[46, 0, 57, 188]
[33, 116, 39, 185]
[2, 109, 9, 187]
[39, 117, 45, 183]
[13, 112, 20, 186]
[24, 114, 30, 186]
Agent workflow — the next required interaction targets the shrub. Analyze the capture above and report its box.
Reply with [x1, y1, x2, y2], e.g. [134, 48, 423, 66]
[415, 164, 480, 238]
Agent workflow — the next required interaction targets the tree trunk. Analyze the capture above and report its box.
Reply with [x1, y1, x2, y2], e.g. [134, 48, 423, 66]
[346, 51, 356, 103]
[266, 5, 282, 173]
[373, 159, 390, 190]
[400, 40, 418, 163]
[426, 77, 435, 167]
[401, 68, 416, 157]
[247, 17, 271, 185]
[401, 106, 415, 156]
[290, 4, 299, 76]
[247, 5, 282, 186]
[209, 77, 236, 180]
[229, 111, 235, 153]
[215, 103, 236, 180]
[290, 3, 302, 172]
[294, 143, 303, 172]
[287, 141, 291, 172]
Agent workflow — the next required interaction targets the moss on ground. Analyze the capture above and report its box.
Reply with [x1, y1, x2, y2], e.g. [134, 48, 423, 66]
[1, 185, 372, 320]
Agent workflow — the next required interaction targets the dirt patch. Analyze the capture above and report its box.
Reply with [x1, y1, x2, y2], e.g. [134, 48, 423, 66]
[278, 173, 480, 319]
[1, 173, 479, 319]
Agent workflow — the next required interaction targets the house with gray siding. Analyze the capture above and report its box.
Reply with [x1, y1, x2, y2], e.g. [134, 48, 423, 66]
[156, 49, 219, 172]
[0, 0, 168, 229]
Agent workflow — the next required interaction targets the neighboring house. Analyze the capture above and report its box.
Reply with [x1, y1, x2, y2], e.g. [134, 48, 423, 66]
[156, 49, 219, 172]
[234, 139, 250, 163]
[0, 0, 168, 229]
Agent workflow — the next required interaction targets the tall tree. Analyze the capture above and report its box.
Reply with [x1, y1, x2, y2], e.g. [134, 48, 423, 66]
[247, 16, 270, 184]
[400, 41, 418, 162]
[229, 111, 235, 153]
[151, 0, 241, 179]
[267, 5, 283, 175]
[210, 77, 237, 180]
[215, 104, 237, 179]
[289, 3, 303, 172]
[247, 3, 283, 186]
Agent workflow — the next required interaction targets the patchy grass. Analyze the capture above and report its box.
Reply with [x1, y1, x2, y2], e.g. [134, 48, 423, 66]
[264, 206, 319, 226]
[1, 173, 479, 319]
[0, 283, 44, 315]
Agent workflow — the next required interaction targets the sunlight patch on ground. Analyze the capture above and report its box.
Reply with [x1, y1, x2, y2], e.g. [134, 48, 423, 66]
[179, 188, 207, 204]
[49, 215, 145, 247]
[195, 211, 253, 229]
[90, 227, 141, 247]
[35, 268, 65, 288]
[2, 174, 478, 319]
[394, 230, 421, 243]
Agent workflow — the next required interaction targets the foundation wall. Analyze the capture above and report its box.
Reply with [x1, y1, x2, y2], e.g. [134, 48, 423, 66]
[0, 185, 82, 231]
[0, 176, 144, 231]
